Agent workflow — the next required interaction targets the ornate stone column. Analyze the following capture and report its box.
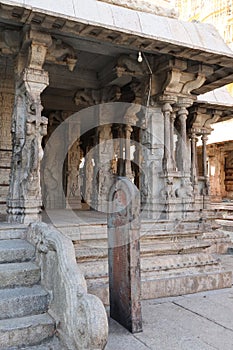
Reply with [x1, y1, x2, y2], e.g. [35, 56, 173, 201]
[170, 109, 177, 170]
[84, 146, 94, 208]
[189, 129, 199, 194]
[66, 120, 82, 210]
[201, 132, 208, 178]
[159, 96, 177, 174]
[124, 124, 133, 180]
[162, 102, 172, 173]
[176, 98, 192, 174]
[97, 124, 114, 212]
[201, 131, 210, 196]
[124, 104, 140, 181]
[7, 31, 51, 223]
[117, 125, 125, 177]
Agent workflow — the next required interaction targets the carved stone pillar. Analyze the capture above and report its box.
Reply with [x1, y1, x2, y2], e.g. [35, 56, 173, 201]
[201, 131, 210, 197]
[159, 96, 177, 173]
[66, 120, 82, 210]
[124, 104, 140, 181]
[190, 129, 199, 194]
[170, 110, 177, 170]
[162, 102, 173, 173]
[97, 124, 114, 212]
[84, 146, 94, 208]
[176, 99, 192, 174]
[7, 31, 51, 223]
[140, 106, 164, 218]
[124, 124, 133, 180]
[201, 133, 208, 178]
[117, 125, 125, 177]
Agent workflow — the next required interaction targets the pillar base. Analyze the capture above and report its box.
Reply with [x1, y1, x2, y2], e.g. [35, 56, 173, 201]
[7, 199, 42, 224]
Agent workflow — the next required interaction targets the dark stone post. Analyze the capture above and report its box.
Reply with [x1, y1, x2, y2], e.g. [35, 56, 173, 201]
[108, 177, 142, 333]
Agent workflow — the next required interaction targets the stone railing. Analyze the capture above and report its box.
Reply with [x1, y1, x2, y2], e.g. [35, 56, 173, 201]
[26, 222, 108, 350]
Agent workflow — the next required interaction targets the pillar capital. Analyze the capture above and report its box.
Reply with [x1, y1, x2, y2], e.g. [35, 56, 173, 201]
[124, 104, 140, 126]
[158, 94, 177, 106]
[176, 97, 193, 109]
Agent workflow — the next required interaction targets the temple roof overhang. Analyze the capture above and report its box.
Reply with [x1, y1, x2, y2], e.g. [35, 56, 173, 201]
[1, 0, 233, 94]
[196, 86, 233, 122]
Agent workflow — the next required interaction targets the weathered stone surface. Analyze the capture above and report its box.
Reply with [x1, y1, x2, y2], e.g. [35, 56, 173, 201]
[0, 285, 49, 319]
[0, 313, 55, 350]
[0, 261, 40, 288]
[26, 222, 108, 350]
[0, 239, 35, 263]
[21, 337, 63, 350]
[108, 177, 142, 333]
[0, 226, 26, 240]
[98, 0, 178, 18]
[141, 271, 232, 299]
[0, 168, 10, 185]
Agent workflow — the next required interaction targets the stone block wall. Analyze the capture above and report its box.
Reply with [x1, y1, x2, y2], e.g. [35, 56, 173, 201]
[0, 58, 14, 215]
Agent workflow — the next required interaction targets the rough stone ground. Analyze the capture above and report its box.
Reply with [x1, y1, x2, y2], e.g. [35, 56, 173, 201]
[106, 253, 233, 350]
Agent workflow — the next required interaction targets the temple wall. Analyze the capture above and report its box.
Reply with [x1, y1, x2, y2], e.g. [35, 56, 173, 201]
[207, 144, 226, 202]
[201, 142, 233, 202]
[0, 58, 14, 215]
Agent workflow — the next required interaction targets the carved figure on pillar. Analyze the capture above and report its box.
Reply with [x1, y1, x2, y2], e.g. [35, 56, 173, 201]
[97, 124, 114, 211]
[7, 30, 50, 223]
[84, 147, 94, 207]
[66, 118, 82, 210]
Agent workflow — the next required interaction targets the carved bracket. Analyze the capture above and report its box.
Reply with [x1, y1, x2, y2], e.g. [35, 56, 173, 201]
[153, 59, 209, 101]
[74, 85, 121, 107]
[46, 38, 77, 71]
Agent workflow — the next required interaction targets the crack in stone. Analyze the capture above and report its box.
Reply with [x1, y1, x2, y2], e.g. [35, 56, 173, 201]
[173, 300, 233, 333]
[133, 334, 152, 349]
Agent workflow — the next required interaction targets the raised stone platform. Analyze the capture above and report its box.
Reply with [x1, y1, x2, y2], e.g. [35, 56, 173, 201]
[42, 210, 232, 305]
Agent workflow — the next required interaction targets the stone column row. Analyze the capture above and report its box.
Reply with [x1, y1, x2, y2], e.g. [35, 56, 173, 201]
[160, 97, 193, 176]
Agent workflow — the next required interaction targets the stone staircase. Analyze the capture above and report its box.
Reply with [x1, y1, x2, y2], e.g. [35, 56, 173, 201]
[0, 225, 60, 350]
[73, 218, 233, 306]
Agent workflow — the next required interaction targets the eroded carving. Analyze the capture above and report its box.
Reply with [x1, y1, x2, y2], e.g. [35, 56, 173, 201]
[26, 222, 108, 350]
[7, 31, 49, 223]
[46, 38, 77, 71]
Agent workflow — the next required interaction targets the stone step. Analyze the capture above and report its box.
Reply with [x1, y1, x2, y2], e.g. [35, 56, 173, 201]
[75, 239, 211, 263]
[86, 271, 233, 305]
[78, 253, 220, 281]
[216, 219, 233, 232]
[77, 249, 232, 306]
[0, 261, 40, 289]
[20, 336, 62, 349]
[85, 267, 232, 306]
[66, 219, 207, 241]
[141, 240, 210, 256]
[0, 286, 49, 320]
[0, 239, 35, 263]
[74, 230, 204, 248]
[0, 313, 55, 349]
[141, 254, 221, 279]
[141, 270, 233, 300]
[0, 225, 26, 240]
[141, 230, 203, 242]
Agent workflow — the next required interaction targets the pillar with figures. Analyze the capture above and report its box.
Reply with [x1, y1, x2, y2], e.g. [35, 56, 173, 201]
[66, 119, 82, 210]
[7, 30, 51, 224]
[97, 124, 114, 212]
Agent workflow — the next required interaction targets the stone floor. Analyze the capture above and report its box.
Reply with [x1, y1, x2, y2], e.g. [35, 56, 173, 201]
[106, 253, 233, 350]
